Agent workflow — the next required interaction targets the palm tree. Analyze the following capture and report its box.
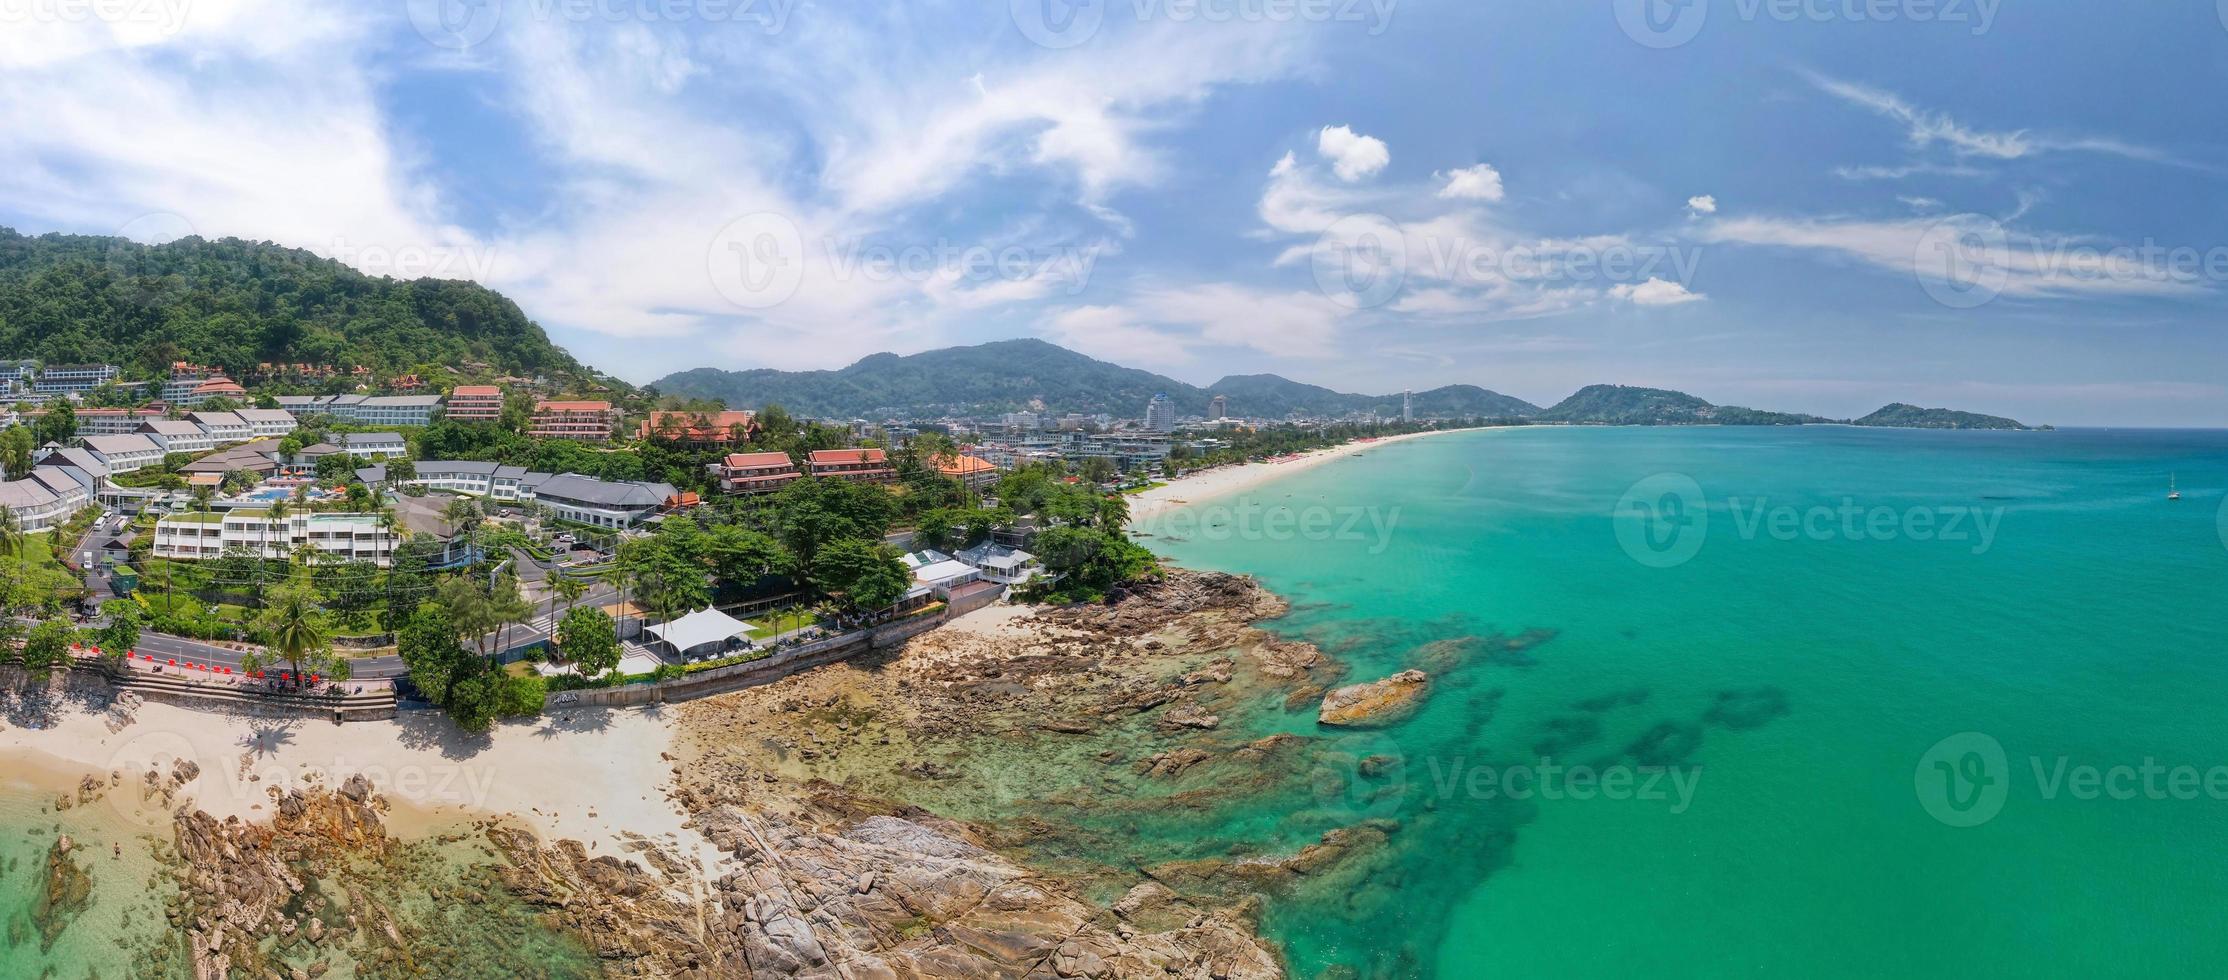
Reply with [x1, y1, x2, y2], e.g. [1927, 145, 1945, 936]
[253, 576, 330, 687]
[551, 574, 586, 638]
[264, 499, 290, 590]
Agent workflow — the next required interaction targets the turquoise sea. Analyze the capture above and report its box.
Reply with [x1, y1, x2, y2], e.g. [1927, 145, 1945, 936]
[1147, 426, 2228, 978]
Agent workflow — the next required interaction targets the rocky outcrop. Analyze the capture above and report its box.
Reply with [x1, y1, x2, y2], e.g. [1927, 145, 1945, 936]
[493, 804, 1284, 979]
[33, 834, 94, 951]
[1317, 671, 1430, 728]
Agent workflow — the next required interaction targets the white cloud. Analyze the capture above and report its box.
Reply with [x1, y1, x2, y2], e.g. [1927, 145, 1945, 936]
[1611, 278, 1706, 306]
[1698, 214, 2204, 300]
[1805, 71, 2207, 173]
[1317, 125, 1390, 182]
[1685, 194, 1717, 216]
[1438, 164, 1505, 202]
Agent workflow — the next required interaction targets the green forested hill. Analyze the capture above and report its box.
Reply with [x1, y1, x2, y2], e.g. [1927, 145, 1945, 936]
[653, 339, 1538, 419]
[1853, 403, 2029, 430]
[0, 228, 587, 383]
[1537, 384, 1827, 425]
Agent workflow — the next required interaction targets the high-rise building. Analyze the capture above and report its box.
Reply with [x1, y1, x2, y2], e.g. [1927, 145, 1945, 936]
[1402, 389, 1413, 423]
[1144, 393, 1175, 432]
[1209, 395, 1228, 420]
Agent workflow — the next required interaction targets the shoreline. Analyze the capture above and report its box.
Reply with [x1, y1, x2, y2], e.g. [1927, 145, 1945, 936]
[1127, 426, 1481, 525]
[0, 695, 718, 870]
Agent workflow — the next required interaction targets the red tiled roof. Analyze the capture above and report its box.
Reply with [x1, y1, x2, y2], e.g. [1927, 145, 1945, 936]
[810, 449, 888, 465]
[933, 455, 998, 476]
[535, 400, 611, 412]
[723, 452, 795, 469]
[451, 385, 501, 397]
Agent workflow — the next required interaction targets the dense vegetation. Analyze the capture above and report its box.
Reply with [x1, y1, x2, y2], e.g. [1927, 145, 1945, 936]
[1853, 403, 2029, 430]
[653, 338, 1535, 420]
[0, 228, 592, 388]
[1537, 384, 1826, 426]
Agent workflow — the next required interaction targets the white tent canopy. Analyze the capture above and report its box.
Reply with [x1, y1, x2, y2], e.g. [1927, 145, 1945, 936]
[646, 606, 761, 655]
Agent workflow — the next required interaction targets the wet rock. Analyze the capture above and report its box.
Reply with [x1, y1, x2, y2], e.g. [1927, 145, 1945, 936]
[1318, 671, 1431, 728]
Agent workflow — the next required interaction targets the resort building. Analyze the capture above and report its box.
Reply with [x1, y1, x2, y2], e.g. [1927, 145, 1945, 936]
[525, 474, 676, 528]
[181, 440, 285, 481]
[72, 407, 166, 436]
[0, 471, 87, 533]
[33, 363, 119, 396]
[237, 408, 298, 439]
[529, 400, 618, 442]
[152, 510, 401, 566]
[639, 410, 755, 444]
[404, 460, 543, 501]
[161, 363, 220, 403]
[954, 542, 1042, 585]
[137, 419, 216, 455]
[445, 385, 504, 423]
[275, 394, 443, 427]
[0, 360, 37, 395]
[708, 451, 801, 495]
[807, 448, 894, 483]
[79, 434, 165, 474]
[901, 549, 983, 600]
[933, 454, 1000, 491]
[187, 411, 253, 444]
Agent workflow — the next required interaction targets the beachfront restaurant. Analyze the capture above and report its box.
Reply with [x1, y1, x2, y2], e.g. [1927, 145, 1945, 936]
[644, 606, 764, 662]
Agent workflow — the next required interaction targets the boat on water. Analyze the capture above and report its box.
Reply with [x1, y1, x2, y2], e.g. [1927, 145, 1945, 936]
[2168, 474, 2182, 501]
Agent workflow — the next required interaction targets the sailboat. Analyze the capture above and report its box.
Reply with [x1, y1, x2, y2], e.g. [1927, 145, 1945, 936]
[2168, 474, 2181, 501]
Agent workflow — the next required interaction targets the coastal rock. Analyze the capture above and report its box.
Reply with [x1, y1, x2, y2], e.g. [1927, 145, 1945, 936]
[1318, 671, 1430, 728]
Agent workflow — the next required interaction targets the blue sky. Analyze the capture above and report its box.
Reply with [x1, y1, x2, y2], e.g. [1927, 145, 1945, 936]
[3, 1, 2225, 424]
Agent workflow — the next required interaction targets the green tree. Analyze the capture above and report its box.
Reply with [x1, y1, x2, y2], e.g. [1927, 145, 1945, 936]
[0, 425, 34, 480]
[555, 606, 621, 679]
[247, 574, 350, 684]
[93, 601, 142, 665]
[314, 452, 355, 483]
[20, 617, 76, 680]
[811, 539, 911, 613]
[34, 401, 76, 445]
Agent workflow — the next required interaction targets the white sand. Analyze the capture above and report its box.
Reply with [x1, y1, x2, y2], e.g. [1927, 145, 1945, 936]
[0, 698, 724, 871]
[1127, 427, 1475, 525]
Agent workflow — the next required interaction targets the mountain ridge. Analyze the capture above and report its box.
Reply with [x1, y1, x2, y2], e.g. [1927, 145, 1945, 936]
[653, 339, 1538, 419]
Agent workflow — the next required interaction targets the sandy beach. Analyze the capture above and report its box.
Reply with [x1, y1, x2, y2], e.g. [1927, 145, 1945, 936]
[0, 694, 723, 869]
[1127, 426, 1478, 524]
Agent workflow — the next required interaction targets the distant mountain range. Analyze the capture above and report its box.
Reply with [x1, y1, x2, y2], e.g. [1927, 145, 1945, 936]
[653, 340, 2033, 430]
[652, 339, 1538, 420]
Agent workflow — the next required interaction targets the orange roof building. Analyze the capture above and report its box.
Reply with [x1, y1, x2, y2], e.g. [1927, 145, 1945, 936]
[932, 454, 1000, 489]
[709, 451, 801, 495]
[446, 385, 504, 422]
[808, 448, 894, 484]
[638, 410, 756, 444]
[529, 400, 617, 442]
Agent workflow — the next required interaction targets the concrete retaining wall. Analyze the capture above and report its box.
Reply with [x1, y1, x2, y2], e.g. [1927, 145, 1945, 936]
[547, 608, 954, 710]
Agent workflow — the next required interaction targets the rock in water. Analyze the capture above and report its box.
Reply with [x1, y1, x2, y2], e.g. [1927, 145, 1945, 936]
[1317, 671, 1430, 727]
[34, 834, 95, 951]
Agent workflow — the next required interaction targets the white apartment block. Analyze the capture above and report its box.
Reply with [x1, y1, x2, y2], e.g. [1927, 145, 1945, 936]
[80, 434, 164, 474]
[236, 408, 298, 439]
[137, 420, 216, 454]
[152, 510, 401, 567]
[187, 411, 253, 443]
[34, 364, 118, 395]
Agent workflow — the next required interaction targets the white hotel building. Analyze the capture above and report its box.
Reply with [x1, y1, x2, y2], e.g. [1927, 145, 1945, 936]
[152, 510, 401, 566]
